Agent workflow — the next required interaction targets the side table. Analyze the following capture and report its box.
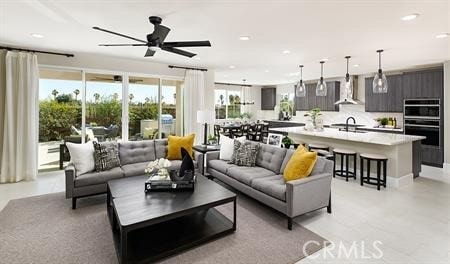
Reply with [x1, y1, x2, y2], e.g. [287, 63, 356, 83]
[193, 145, 221, 176]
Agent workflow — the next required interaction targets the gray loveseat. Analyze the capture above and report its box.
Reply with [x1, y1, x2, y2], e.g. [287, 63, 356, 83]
[207, 141, 333, 229]
[65, 139, 202, 209]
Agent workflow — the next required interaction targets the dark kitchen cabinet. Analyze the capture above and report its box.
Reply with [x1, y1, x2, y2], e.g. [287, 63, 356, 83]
[261, 87, 276, 110]
[402, 68, 443, 99]
[365, 74, 403, 112]
[295, 81, 340, 111]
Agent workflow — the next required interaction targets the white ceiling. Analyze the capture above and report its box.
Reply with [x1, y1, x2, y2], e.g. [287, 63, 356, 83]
[1, 0, 449, 85]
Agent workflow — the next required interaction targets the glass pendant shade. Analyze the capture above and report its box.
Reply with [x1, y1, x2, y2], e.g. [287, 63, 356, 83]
[296, 81, 306, 97]
[316, 78, 327, 96]
[372, 50, 388, 93]
[373, 71, 388, 93]
[345, 75, 353, 97]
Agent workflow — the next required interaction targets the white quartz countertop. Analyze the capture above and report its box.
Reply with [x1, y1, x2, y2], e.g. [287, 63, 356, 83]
[272, 127, 425, 146]
[358, 126, 404, 133]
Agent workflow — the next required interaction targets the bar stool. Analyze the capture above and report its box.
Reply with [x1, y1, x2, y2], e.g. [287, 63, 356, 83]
[333, 148, 357, 181]
[308, 143, 330, 152]
[360, 153, 388, 191]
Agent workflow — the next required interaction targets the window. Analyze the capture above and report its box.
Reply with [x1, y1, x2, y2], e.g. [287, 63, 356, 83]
[38, 67, 184, 171]
[280, 93, 295, 116]
[214, 88, 241, 119]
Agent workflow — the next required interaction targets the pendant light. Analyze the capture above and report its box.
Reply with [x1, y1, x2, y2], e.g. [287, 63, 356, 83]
[335, 56, 359, 105]
[237, 79, 255, 105]
[373, 49, 388, 93]
[316, 61, 327, 96]
[295, 65, 306, 97]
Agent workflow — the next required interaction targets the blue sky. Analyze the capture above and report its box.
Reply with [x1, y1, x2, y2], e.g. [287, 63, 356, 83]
[39, 79, 176, 104]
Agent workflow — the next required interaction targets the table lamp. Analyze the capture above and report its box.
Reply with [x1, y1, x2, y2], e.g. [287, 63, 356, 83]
[197, 110, 216, 145]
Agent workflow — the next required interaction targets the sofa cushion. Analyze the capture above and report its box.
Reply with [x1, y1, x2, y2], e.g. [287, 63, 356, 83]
[283, 146, 317, 181]
[66, 142, 95, 176]
[167, 134, 195, 160]
[311, 157, 328, 175]
[280, 149, 295, 174]
[226, 166, 276, 186]
[118, 141, 156, 165]
[122, 161, 147, 177]
[256, 144, 287, 174]
[251, 174, 286, 201]
[93, 141, 121, 171]
[154, 139, 168, 159]
[230, 140, 260, 167]
[208, 159, 237, 174]
[74, 167, 124, 187]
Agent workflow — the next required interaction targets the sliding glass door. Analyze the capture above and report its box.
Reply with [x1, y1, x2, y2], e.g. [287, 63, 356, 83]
[161, 79, 183, 138]
[85, 73, 123, 142]
[128, 76, 159, 140]
[38, 68, 82, 171]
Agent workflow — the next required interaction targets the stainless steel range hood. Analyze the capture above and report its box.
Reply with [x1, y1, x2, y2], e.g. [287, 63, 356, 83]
[335, 76, 363, 105]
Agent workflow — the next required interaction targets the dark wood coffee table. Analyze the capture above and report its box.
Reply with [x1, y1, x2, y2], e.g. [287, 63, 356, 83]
[106, 175, 237, 264]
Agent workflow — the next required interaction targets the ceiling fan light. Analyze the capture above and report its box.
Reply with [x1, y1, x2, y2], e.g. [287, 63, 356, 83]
[149, 46, 161, 51]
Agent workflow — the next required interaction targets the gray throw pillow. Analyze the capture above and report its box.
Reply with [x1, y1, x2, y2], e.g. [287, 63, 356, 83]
[93, 141, 121, 171]
[230, 140, 260, 167]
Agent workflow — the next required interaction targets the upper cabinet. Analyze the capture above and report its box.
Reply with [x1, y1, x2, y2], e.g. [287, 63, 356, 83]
[402, 68, 443, 99]
[295, 81, 340, 111]
[364, 68, 443, 112]
[261, 87, 276, 110]
[365, 74, 403, 112]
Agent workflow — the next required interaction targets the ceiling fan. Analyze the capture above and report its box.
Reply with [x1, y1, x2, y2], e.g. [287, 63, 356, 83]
[93, 16, 211, 58]
[91, 75, 143, 84]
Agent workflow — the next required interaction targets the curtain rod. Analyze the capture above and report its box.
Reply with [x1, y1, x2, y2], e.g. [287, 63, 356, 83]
[215, 82, 252, 87]
[168, 65, 207, 72]
[0, 46, 74, 57]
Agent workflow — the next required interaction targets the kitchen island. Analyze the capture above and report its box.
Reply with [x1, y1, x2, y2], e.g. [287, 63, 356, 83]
[272, 127, 425, 187]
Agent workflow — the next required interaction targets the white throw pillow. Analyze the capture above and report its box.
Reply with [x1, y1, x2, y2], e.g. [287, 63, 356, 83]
[219, 135, 246, 161]
[66, 142, 95, 176]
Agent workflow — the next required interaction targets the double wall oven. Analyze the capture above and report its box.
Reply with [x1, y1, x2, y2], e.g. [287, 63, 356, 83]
[404, 99, 440, 147]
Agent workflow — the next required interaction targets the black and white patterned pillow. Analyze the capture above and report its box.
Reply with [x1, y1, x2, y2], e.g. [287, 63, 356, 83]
[93, 141, 121, 171]
[230, 141, 260, 167]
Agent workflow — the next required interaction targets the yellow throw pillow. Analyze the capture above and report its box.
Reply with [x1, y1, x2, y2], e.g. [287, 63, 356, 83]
[167, 134, 195, 160]
[283, 146, 317, 181]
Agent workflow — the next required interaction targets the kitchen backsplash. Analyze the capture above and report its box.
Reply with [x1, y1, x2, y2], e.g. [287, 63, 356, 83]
[256, 104, 404, 128]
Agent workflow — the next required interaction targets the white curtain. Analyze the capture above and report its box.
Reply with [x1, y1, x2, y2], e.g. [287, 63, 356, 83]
[0, 51, 39, 183]
[184, 70, 205, 143]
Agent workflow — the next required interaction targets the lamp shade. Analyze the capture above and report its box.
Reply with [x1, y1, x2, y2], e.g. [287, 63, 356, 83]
[197, 110, 215, 124]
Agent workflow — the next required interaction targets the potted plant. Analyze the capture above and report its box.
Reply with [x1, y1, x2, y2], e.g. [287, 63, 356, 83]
[304, 108, 322, 128]
[282, 136, 294, 149]
[380, 117, 389, 127]
[207, 134, 218, 145]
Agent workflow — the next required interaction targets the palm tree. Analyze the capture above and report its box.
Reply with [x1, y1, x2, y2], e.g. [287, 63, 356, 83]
[52, 89, 59, 100]
[93, 93, 100, 103]
[145, 97, 150, 104]
[229, 94, 235, 105]
[73, 89, 80, 100]
[219, 94, 224, 105]
[113, 93, 119, 101]
[129, 93, 134, 103]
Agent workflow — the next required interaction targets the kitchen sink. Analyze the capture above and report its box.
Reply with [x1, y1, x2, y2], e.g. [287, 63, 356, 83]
[338, 128, 368, 133]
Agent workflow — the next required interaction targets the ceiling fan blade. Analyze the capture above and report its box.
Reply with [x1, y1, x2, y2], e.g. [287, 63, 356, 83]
[99, 44, 148, 46]
[152, 24, 171, 42]
[144, 48, 156, 57]
[161, 47, 196, 58]
[92, 26, 147, 44]
[162, 41, 211, 48]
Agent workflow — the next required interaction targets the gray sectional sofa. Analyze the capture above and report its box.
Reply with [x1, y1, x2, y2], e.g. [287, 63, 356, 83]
[207, 141, 333, 229]
[65, 139, 202, 209]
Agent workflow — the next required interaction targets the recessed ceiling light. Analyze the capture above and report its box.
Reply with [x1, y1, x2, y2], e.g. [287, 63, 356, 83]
[31, 33, 44, 38]
[264, 70, 269, 73]
[401, 13, 420, 21]
[229, 65, 236, 69]
[353, 64, 360, 67]
[436, 33, 449, 39]
[239, 36, 250, 41]
[282, 50, 290, 54]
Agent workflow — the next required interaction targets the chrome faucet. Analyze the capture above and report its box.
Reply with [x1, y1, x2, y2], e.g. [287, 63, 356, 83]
[345, 117, 356, 132]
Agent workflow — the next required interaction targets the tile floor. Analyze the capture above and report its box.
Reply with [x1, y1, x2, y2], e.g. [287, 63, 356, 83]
[0, 166, 448, 264]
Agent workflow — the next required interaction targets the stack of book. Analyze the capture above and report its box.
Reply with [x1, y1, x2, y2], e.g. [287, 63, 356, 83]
[144, 175, 196, 192]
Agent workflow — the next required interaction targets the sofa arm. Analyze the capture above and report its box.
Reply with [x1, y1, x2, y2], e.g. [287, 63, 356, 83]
[286, 173, 332, 217]
[194, 152, 204, 171]
[65, 164, 76, 199]
[206, 151, 220, 164]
